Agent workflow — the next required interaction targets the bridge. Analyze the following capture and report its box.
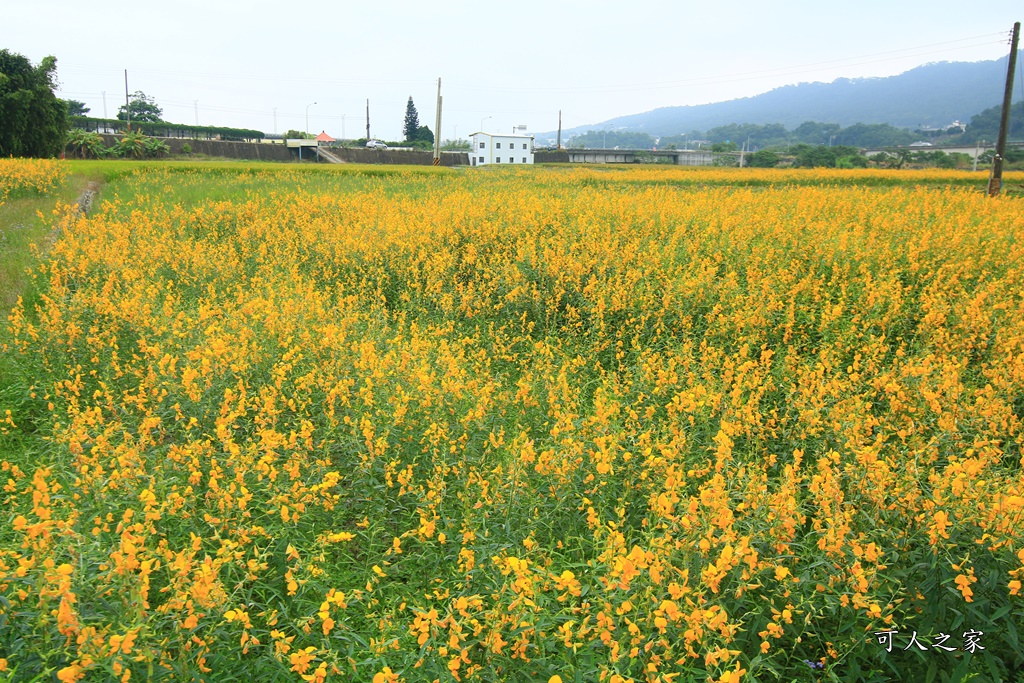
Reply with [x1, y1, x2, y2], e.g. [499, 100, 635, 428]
[564, 148, 723, 165]
[860, 140, 1024, 161]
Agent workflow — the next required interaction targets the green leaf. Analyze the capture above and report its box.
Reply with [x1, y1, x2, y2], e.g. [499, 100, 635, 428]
[988, 605, 1011, 622]
[947, 654, 973, 683]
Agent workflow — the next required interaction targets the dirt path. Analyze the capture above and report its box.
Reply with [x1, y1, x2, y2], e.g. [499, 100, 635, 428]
[40, 180, 100, 255]
[75, 180, 100, 216]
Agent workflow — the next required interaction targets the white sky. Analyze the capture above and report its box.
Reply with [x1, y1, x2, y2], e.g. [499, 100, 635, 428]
[6, 1, 1021, 140]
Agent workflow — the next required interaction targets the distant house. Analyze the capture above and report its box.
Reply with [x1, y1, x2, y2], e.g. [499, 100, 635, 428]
[469, 132, 534, 166]
[315, 131, 336, 144]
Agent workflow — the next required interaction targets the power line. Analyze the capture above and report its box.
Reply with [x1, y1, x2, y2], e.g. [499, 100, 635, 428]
[447, 37, 1010, 94]
[55, 30, 1008, 97]
[52, 28, 1016, 134]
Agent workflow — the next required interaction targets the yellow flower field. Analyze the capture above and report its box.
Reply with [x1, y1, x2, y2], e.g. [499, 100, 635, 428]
[1, 163, 1023, 682]
[0, 157, 67, 205]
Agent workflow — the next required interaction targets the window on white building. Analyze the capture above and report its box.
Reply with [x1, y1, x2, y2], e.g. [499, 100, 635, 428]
[479, 156, 484, 162]
[496, 157, 501, 163]
[522, 157, 527, 163]
[509, 158, 514, 163]
[496, 143, 501, 148]
[522, 143, 527, 149]
[479, 142, 485, 149]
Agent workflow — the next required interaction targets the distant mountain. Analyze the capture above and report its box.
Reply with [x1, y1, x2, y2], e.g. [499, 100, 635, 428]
[535, 54, 1021, 142]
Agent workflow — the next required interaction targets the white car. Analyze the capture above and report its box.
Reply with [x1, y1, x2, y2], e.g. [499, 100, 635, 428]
[366, 140, 388, 150]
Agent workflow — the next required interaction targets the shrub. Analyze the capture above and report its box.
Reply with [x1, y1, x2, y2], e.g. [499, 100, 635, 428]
[144, 137, 170, 158]
[65, 129, 107, 159]
[748, 149, 780, 168]
[110, 132, 147, 158]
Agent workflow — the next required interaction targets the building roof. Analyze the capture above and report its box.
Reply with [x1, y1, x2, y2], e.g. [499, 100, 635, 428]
[315, 130, 336, 142]
[469, 131, 534, 139]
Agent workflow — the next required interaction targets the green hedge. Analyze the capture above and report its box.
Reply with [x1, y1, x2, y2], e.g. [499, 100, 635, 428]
[69, 116, 265, 142]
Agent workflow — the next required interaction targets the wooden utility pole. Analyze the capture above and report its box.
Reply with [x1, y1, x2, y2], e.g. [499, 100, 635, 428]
[989, 21, 1020, 197]
[124, 70, 131, 132]
[433, 78, 442, 165]
[366, 99, 370, 141]
[557, 110, 562, 150]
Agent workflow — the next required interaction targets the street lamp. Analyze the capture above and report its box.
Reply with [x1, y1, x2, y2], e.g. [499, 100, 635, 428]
[298, 102, 317, 162]
[306, 102, 317, 136]
[480, 116, 491, 132]
[738, 134, 753, 167]
[342, 114, 346, 142]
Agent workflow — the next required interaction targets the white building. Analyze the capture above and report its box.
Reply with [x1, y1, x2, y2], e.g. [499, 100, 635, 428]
[469, 132, 534, 166]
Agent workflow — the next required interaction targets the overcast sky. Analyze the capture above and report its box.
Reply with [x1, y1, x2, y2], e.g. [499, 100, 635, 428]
[6, 1, 1021, 141]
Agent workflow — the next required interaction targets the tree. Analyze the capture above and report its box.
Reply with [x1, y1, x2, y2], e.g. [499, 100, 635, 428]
[838, 123, 914, 148]
[64, 99, 89, 116]
[65, 129, 107, 159]
[404, 97, 420, 142]
[566, 130, 655, 149]
[282, 129, 312, 140]
[878, 148, 912, 169]
[791, 144, 866, 168]
[0, 50, 68, 157]
[748, 149, 780, 168]
[117, 91, 163, 123]
[415, 125, 433, 144]
[792, 121, 841, 145]
[961, 101, 1024, 143]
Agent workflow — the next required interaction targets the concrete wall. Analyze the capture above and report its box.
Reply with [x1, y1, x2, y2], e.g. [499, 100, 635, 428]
[95, 135, 471, 165]
[677, 150, 716, 166]
[320, 148, 469, 166]
[98, 134, 293, 161]
[535, 150, 570, 163]
[569, 151, 636, 163]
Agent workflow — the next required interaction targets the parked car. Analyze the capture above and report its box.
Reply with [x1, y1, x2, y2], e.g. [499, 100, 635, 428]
[366, 140, 388, 150]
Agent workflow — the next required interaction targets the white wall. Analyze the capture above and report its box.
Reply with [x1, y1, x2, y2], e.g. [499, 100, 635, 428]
[471, 134, 534, 166]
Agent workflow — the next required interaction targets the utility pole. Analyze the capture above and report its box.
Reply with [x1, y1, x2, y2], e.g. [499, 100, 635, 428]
[273, 107, 277, 136]
[989, 21, 1020, 197]
[433, 78, 442, 165]
[194, 100, 199, 126]
[102, 91, 107, 120]
[124, 70, 131, 132]
[557, 110, 562, 150]
[366, 99, 370, 141]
